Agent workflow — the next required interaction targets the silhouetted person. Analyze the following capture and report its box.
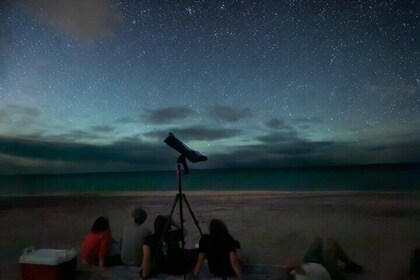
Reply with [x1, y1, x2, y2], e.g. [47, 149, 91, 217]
[121, 207, 152, 266]
[192, 219, 242, 279]
[81, 216, 122, 271]
[287, 237, 363, 280]
[140, 215, 198, 279]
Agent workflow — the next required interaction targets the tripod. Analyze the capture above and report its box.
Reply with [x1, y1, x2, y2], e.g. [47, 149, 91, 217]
[163, 155, 203, 244]
[161, 155, 203, 279]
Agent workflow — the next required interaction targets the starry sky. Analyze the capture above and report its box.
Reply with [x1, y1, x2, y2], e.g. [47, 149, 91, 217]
[0, 0, 419, 174]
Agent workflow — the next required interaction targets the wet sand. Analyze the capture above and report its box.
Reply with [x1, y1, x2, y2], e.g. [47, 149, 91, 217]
[0, 191, 419, 280]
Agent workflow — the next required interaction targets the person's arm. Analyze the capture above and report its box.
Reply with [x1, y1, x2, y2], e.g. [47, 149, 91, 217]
[140, 245, 151, 279]
[99, 231, 111, 271]
[193, 252, 205, 277]
[170, 217, 188, 236]
[294, 274, 309, 280]
[229, 251, 242, 280]
[294, 265, 307, 275]
[171, 217, 181, 228]
[287, 257, 308, 280]
[98, 258, 105, 271]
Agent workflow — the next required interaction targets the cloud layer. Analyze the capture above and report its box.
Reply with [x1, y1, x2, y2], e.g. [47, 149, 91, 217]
[24, 0, 121, 41]
[0, 129, 418, 174]
[0, 104, 418, 174]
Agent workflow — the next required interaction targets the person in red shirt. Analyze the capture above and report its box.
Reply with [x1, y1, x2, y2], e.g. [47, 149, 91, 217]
[81, 216, 121, 271]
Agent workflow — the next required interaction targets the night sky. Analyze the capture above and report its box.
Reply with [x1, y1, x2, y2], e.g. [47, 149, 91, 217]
[0, 0, 419, 174]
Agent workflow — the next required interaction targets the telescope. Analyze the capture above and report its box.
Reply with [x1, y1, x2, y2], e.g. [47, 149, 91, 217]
[164, 132, 207, 163]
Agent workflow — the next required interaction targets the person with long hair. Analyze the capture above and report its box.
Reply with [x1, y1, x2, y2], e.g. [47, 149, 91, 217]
[192, 219, 242, 279]
[140, 215, 198, 279]
[81, 216, 122, 271]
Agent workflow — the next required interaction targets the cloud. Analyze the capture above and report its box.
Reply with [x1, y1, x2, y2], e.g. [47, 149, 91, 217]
[46, 126, 120, 142]
[144, 107, 197, 124]
[0, 136, 173, 174]
[0, 126, 418, 174]
[265, 118, 287, 129]
[206, 138, 415, 169]
[118, 106, 251, 125]
[1, 105, 40, 117]
[144, 126, 241, 141]
[270, 140, 335, 156]
[48, 130, 102, 142]
[291, 117, 324, 124]
[91, 125, 115, 133]
[0, 105, 40, 125]
[204, 144, 332, 169]
[265, 116, 324, 131]
[23, 0, 121, 42]
[257, 121, 302, 144]
[207, 106, 252, 122]
[115, 107, 196, 125]
[256, 129, 335, 156]
[257, 131, 299, 144]
[364, 140, 420, 163]
[0, 134, 418, 174]
[115, 116, 140, 124]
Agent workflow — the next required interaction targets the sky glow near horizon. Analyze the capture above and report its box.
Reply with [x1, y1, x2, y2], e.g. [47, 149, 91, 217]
[0, 0, 419, 174]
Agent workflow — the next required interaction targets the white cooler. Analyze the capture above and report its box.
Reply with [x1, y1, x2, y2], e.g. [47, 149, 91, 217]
[19, 247, 77, 280]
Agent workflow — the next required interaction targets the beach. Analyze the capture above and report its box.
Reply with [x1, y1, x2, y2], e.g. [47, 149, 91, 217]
[0, 191, 419, 280]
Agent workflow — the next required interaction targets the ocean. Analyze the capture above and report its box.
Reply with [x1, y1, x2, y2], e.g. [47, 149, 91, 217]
[0, 164, 418, 196]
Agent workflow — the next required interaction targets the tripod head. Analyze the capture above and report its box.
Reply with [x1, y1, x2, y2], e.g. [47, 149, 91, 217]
[177, 155, 189, 175]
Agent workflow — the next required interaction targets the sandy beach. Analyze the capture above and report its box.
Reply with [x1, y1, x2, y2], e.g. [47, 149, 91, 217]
[0, 191, 419, 280]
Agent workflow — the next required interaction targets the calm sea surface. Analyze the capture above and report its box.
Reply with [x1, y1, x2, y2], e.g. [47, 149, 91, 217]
[0, 165, 418, 195]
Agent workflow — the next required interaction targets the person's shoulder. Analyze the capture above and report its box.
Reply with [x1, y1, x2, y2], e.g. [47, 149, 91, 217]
[135, 225, 152, 239]
[122, 220, 134, 230]
[91, 230, 110, 236]
[138, 225, 152, 234]
[88, 230, 111, 240]
[144, 233, 153, 241]
[144, 233, 157, 244]
[168, 228, 183, 236]
[83, 232, 95, 242]
[102, 229, 112, 238]
[200, 234, 210, 242]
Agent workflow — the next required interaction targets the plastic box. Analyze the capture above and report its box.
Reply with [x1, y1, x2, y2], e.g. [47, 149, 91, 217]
[19, 247, 77, 280]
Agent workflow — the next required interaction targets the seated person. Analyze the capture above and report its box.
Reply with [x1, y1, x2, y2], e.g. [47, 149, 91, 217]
[120, 207, 152, 266]
[287, 237, 363, 280]
[140, 215, 198, 279]
[192, 219, 242, 279]
[81, 216, 122, 271]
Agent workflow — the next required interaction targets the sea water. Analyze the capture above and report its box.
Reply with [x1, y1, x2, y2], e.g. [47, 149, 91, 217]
[0, 164, 418, 196]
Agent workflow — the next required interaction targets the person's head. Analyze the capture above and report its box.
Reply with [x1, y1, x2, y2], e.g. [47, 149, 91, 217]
[209, 219, 229, 238]
[154, 215, 169, 235]
[132, 207, 147, 225]
[91, 216, 109, 232]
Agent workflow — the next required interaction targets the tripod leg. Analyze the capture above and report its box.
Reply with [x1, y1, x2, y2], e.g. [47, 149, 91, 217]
[163, 194, 187, 280]
[163, 194, 180, 238]
[179, 193, 185, 249]
[182, 194, 203, 236]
